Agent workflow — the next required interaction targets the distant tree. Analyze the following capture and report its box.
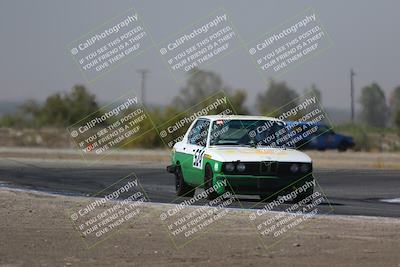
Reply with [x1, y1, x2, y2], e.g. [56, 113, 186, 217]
[395, 109, 400, 129]
[38, 93, 69, 126]
[389, 86, 400, 126]
[173, 68, 249, 114]
[359, 83, 388, 127]
[175, 68, 223, 109]
[229, 90, 249, 115]
[0, 113, 26, 128]
[36, 85, 99, 126]
[256, 80, 299, 116]
[304, 84, 322, 103]
[20, 99, 41, 119]
[126, 107, 164, 148]
[65, 85, 99, 125]
[0, 85, 99, 128]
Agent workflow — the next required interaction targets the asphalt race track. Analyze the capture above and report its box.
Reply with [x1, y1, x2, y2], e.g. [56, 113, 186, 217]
[0, 158, 399, 218]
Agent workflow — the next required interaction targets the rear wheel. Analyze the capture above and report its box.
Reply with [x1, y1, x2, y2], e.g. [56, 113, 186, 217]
[204, 164, 219, 200]
[175, 165, 195, 197]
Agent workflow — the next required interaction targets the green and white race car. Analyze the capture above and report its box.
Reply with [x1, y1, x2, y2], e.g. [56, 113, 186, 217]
[167, 115, 314, 201]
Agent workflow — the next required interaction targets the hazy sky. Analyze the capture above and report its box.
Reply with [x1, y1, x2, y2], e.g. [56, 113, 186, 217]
[0, 0, 399, 110]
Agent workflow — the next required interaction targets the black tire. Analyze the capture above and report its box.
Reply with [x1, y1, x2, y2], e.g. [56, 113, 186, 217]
[338, 142, 348, 152]
[204, 164, 219, 200]
[175, 165, 195, 197]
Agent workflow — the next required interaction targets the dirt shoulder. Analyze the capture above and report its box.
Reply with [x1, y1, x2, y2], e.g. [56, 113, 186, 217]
[307, 150, 400, 170]
[0, 188, 399, 267]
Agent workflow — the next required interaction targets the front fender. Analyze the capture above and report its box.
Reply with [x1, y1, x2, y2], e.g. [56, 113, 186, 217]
[203, 158, 226, 195]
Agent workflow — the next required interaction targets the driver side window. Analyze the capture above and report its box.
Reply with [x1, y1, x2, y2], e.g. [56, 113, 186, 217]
[188, 119, 210, 147]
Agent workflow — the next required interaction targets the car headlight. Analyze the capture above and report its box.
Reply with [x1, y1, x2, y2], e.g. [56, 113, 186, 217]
[300, 164, 310, 173]
[225, 163, 235, 172]
[237, 163, 246, 172]
[290, 163, 299, 173]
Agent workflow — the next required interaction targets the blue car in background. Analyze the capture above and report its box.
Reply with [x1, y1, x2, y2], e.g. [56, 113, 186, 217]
[285, 121, 355, 151]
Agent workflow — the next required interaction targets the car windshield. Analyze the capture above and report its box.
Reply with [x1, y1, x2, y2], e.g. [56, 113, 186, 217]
[209, 119, 287, 147]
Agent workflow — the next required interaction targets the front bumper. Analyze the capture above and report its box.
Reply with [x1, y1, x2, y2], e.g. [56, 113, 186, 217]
[216, 174, 314, 195]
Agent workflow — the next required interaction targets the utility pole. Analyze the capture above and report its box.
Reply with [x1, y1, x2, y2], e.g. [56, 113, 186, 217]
[137, 69, 149, 106]
[350, 69, 356, 123]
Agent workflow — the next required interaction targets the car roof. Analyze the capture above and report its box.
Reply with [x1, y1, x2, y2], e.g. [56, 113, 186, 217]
[198, 115, 284, 122]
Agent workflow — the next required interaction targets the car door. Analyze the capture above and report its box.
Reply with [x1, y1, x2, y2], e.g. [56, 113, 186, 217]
[182, 119, 210, 185]
[319, 128, 336, 149]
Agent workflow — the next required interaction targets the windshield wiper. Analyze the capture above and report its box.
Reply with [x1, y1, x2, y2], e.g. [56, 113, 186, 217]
[212, 142, 251, 147]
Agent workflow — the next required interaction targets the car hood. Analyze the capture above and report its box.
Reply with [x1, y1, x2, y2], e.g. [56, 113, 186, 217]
[206, 146, 312, 163]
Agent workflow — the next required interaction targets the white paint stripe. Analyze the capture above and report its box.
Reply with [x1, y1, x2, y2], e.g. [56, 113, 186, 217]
[380, 198, 400, 203]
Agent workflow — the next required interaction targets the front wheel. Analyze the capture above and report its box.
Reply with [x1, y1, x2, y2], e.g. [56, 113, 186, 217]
[175, 165, 195, 197]
[204, 164, 219, 200]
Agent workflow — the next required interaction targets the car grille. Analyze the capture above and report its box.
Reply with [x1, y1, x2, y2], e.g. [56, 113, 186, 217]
[222, 162, 312, 176]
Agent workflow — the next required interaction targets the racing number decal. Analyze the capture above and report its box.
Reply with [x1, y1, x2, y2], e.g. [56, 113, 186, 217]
[193, 148, 205, 169]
